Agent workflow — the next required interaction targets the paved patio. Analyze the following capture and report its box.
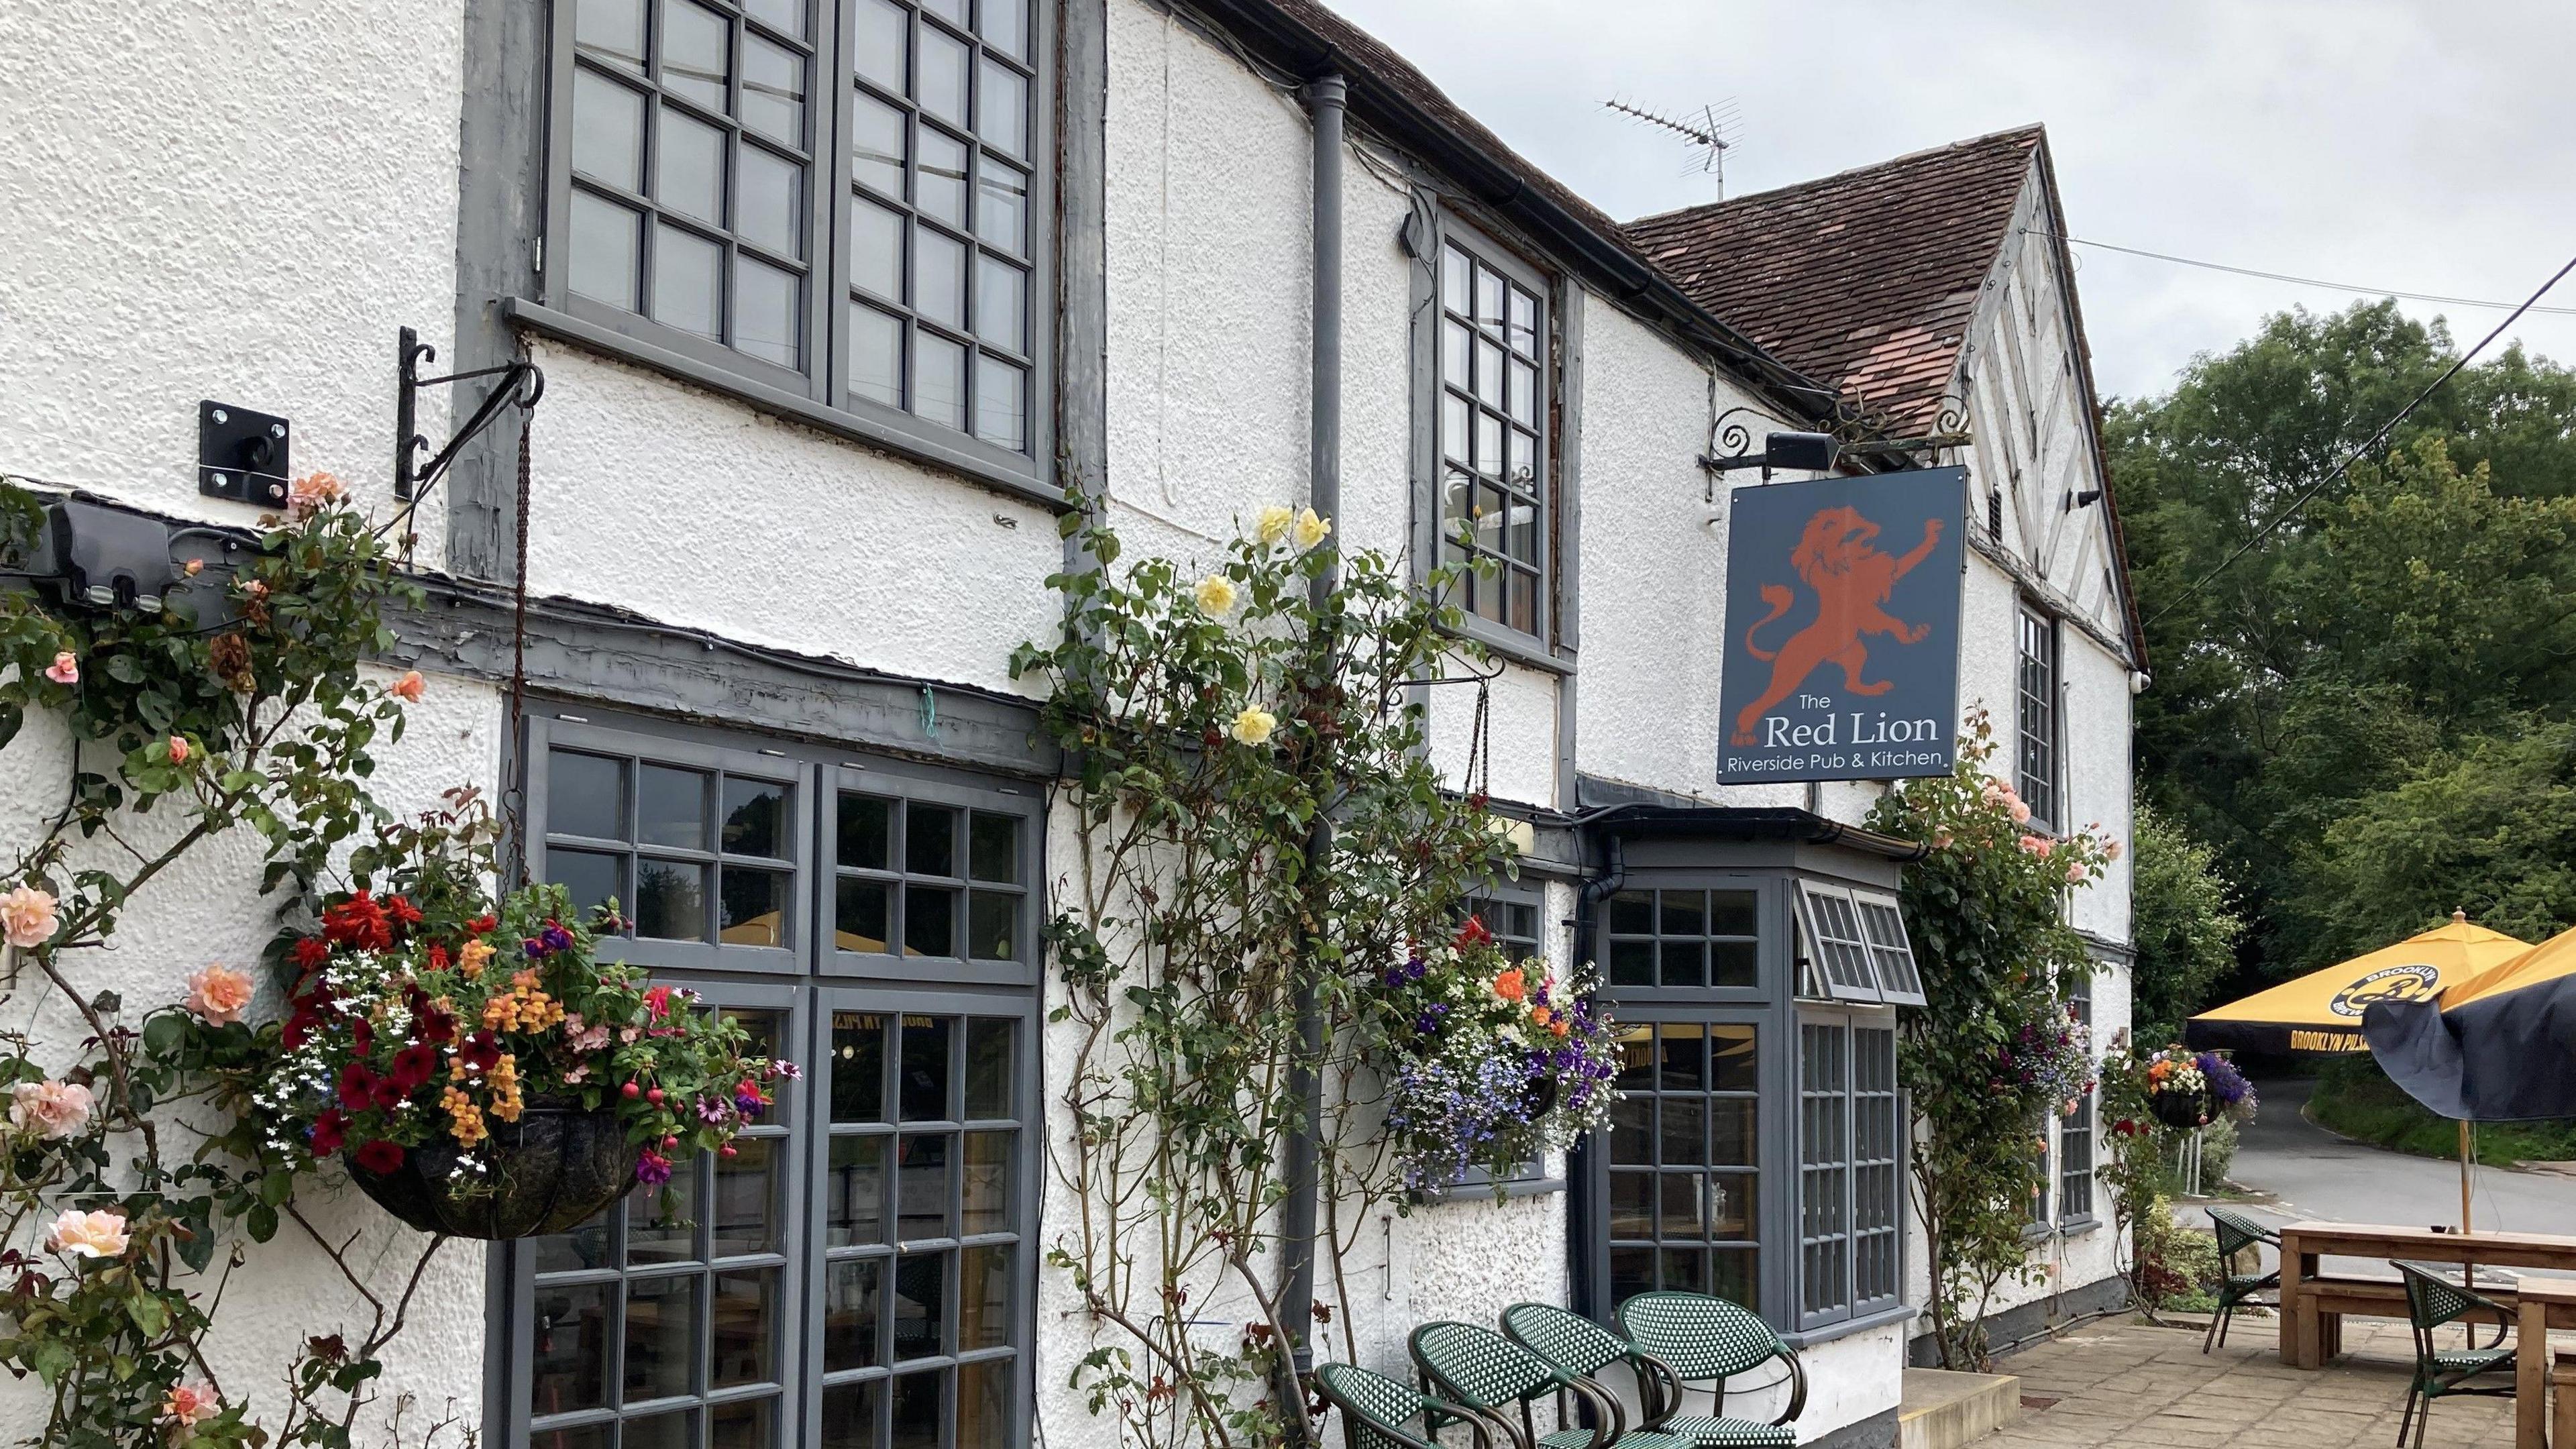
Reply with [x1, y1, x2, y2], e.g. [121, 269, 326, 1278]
[1989, 1312, 2571, 1448]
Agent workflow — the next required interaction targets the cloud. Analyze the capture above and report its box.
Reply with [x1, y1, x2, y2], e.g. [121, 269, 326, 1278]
[1323, 0, 2576, 398]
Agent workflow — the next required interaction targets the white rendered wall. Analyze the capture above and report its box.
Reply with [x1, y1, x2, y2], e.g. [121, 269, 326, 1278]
[0, 672, 506, 1435]
[0, 0, 466, 564]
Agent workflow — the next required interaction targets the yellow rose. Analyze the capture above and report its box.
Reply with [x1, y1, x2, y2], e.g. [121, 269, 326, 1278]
[1230, 706, 1277, 746]
[1292, 508, 1333, 551]
[1194, 575, 1239, 616]
[1254, 505, 1295, 544]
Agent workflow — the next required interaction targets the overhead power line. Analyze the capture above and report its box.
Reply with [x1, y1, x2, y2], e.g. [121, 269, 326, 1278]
[2028, 230, 2576, 318]
[2142, 247, 2576, 630]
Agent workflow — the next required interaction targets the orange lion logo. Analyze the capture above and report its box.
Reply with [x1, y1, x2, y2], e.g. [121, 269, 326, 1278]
[1730, 505, 1944, 747]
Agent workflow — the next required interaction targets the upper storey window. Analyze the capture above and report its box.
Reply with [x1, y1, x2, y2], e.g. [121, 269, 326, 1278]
[1435, 230, 1552, 640]
[547, 0, 1049, 482]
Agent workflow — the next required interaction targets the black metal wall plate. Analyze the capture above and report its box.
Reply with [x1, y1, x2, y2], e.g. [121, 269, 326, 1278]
[197, 400, 292, 506]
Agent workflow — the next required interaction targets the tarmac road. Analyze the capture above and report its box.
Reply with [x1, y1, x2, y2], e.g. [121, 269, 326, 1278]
[2213, 1076, 2576, 1278]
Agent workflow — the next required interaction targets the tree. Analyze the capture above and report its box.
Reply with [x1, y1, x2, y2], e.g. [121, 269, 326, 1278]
[2111, 300, 2576, 983]
[2126, 802, 2243, 1045]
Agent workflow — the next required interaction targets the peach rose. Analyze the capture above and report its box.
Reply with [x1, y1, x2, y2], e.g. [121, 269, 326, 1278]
[47, 1207, 129, 1258]
[162, 1381, 220, 1432]
[10, 1079, 95, 1140]
[2104, 838, 2125, 862]
[0, 884, 58, 949]
[186, 964, 255, 1026]
[288, 470, 345, 517]
[2065, 861, 2090, 883]
[390, 669, 425, 702]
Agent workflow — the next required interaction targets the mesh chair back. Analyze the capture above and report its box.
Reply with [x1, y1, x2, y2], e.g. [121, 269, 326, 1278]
[1617, 1291, 1782, 1383]
[2207, 1207, 2276, 1263]
[1315, 1363, 1440, 1449]
[2396, 1260, 2502, 1331]
[1411, 1320, 1559, 1409]
[1501, 1301, 1629, 1378]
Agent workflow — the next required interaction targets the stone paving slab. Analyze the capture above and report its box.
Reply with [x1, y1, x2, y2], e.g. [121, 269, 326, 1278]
[1985, 1313, 2575, 1448]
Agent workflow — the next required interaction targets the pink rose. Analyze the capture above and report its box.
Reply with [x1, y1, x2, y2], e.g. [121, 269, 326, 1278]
[186, 964, 255, 1026]
[2033, 837, 2054, 858]
[2008, 799, 2033, 824]
[2104, 839, 2125, 861]
[47, 1207, 129, 1258]
[1930, 826, 1953, 849]
[162, 1382, 221, 1431]
[2066, 861, 2090, 883]
[9, 1079, 95, 1140]
[168, 735, 191, 764]
[43, 651, 77, 685]
[0, 884, 58, 949]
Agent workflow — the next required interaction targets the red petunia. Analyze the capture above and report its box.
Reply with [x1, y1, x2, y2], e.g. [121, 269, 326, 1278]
[458, 1032, 502, 1073]
[419, 1008, 455, 1044]
[370, 1075, 406, 1110]
[336, 1063, 379, 1112]
[352, 1140, 405, 1174]
[308, 1109, 347, 1155]
[388, 1044, 439, 1092]
[283, 1008, 320, 1049]
[351, 1018, 374, 1055]
[293, 937, 331, 970]
[322, 892, 392, 952]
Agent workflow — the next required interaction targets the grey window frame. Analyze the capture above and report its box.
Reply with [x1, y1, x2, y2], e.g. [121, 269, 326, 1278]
[825, 759, 1042, 989]
[493, 709, 1043, 1449]
[1794, 882, 1878, 1006]
[2057, 969, 2097, 1228]
[537, 0, 1055, 497]
[2017, 604, 2059, 832]
[1794, 1007, 1903, 1333]
[1413, 211, 1558, 661]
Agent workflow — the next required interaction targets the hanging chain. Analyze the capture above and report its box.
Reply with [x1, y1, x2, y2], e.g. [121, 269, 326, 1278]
[502, 410, 534, 889]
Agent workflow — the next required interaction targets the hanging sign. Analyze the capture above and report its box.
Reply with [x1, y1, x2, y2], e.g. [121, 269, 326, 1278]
[1717, 468, 1966, 784]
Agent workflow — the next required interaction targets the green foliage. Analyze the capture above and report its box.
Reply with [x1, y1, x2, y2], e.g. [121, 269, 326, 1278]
[2127, 803, 2244, 1044]
[1017, 501, 1564, 1446]
[1868, 711, 2113, 1372]
[2129, 1197, 2220, 1313]
[2112, 300, 2576, 987]
[2309, 1053, 2576, 1169]
[0, 482, 447, 1447]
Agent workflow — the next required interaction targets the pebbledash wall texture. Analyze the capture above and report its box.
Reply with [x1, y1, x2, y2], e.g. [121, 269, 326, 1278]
[0, 0, 2143, 1442]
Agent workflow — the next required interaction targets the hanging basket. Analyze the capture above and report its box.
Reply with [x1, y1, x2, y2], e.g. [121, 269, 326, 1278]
[2149, 1088, 2212, 1132]
[1522, 1074, 1560, 1118]
[348, 1104, 643, 1240]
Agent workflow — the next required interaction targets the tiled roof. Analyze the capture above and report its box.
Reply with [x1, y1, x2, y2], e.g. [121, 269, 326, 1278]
[1623, 127, 2046, 432]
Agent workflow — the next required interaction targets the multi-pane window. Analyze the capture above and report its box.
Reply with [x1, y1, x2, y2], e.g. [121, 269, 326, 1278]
[1795, 883, 1923, 1008]
[1607, 1022, 1761, 1310]
[541, 737, 808, 967]
[1606, 888, 1758, 990]
[566, 0, 820, 372]
[845, 0, 1038, 449]
[1436, 235, 1550, 635]
[549, 0, 1046, 470]
[1464, 895, 1540, 963]
[507, 716, 1036, 1449]
[2017, 606, 2059, 830]
[829, 775, 1031, 973]
[820, 1008, 1024, 1448]
[2059, 970, 2096, 1223]
[1796, 1015, 1900, 1329]
[527, 1006, 797, 1448]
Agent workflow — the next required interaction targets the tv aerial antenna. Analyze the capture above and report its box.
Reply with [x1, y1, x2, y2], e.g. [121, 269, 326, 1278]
[1605, 97, 1738, 197]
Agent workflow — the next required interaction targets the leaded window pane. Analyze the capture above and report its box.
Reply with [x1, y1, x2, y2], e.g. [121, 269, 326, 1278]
[1608, 1022, 1760, 1312]
[2018, 607, 2059, 830]
[565, 0, 816, 370]
[540, 745, 800, 956]
[1605, 888, 1758, 990]
[830, 788, 1029, 969]
[1436, 235, 1551, 636]
[2059, 971, 2096, 1221]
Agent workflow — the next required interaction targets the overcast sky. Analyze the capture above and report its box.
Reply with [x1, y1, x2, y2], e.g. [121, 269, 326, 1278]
[1322, 0, 2576, 402]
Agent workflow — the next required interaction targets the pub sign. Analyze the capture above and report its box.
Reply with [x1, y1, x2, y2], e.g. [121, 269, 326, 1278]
[1717, 468, 1966, 784]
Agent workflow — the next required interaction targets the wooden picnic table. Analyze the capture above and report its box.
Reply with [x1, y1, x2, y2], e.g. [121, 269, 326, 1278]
[2275, 1221, 2576, 1449]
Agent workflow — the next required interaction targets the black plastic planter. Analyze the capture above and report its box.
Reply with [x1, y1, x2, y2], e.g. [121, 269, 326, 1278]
[2149, 1089, 2212, 1132]
[348, 1104, 643, 1240]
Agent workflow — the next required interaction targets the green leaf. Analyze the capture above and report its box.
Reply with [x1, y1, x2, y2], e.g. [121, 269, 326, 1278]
[246, 1203, 278, 1242]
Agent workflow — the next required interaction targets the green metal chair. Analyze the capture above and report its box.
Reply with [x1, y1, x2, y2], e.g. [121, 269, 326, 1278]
[1314, 1362, 1511, 1449]
[1501, 1301, 1795, 1448]
[2392, 1260, 2518, 1449]
[2203, 1206, 2282, 1352]
[1409, 1319, 1692, 1449]
[1613, 1293, 1807, 1436]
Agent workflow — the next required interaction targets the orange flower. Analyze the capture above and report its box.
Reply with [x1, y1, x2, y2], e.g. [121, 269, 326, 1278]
[1530, 1004, 1554, 1028]
[1492, 968, 1525, 1004]
[458, 938, 494, 979]
[1550, 1018, 1571, 1038]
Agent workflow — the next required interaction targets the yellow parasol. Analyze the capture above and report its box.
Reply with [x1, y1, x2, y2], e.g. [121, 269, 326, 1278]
[2184, 912, 2530, 1055]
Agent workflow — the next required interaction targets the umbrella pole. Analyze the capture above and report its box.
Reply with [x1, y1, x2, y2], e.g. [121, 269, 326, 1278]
[2459, 1119, 2473, 1232]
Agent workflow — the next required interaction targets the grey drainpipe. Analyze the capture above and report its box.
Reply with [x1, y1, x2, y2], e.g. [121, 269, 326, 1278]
[1279, 68, 1344, 1438]
[1568, 827, 1626, 1320]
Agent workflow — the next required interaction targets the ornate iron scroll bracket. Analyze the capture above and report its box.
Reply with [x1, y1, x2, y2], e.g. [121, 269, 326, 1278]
[394, 325, 546, 502]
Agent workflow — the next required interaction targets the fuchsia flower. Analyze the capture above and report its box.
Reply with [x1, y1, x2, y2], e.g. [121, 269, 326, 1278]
[636, 1149, 674, 1185]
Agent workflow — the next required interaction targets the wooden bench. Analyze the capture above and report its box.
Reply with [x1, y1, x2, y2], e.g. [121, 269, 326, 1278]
[2276, 1222, 2576, 1448]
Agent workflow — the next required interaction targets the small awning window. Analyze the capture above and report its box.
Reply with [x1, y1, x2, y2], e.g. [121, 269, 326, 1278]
[1796, 882, 1926, 1008]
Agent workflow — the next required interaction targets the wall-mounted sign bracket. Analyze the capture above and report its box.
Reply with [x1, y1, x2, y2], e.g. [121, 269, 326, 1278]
[394, 325, 545, 502]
